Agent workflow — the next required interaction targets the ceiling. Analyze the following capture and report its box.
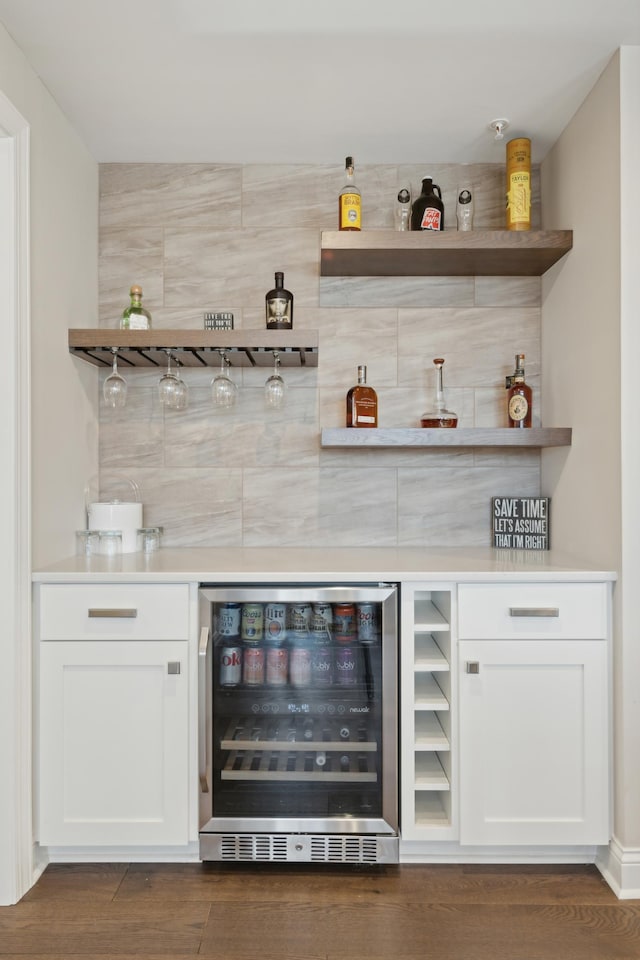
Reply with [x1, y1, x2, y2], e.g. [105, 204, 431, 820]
[0, 0, 639, 165]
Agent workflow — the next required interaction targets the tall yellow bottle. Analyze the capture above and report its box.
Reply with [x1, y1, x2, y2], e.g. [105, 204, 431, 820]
[338, 156, 361, 231]
[506, 138, 531, 231]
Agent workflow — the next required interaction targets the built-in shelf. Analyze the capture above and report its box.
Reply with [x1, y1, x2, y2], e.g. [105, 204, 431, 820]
[321, 427, 572, 449]
[320, 229, 573, 277]
[68, 329, 319, 368]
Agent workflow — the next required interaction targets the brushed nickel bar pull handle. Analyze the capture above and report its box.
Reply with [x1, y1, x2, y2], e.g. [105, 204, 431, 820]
[199, 626, 211, 794]
[509, 607, 559, 618]
[88, 608, 138, 618]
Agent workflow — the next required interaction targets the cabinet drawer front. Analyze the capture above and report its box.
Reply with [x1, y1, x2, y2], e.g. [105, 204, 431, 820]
[38, 584, 190, 640]
[457, 583, 609, 640]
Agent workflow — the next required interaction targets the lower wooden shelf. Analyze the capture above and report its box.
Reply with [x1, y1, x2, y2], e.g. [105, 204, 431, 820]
[321, 427, 571, 448]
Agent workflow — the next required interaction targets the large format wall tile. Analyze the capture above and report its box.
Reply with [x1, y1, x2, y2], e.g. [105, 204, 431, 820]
[97, 161, 546, 548]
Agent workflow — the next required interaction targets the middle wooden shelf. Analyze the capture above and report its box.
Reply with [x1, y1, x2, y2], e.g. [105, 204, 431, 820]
[321, 428, 572, 449]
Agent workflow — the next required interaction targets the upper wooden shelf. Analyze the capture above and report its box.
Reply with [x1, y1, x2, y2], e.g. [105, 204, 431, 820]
[68, 329, 319, 368]
[321, 428, 572, 449]
[320, 230, 573, 277]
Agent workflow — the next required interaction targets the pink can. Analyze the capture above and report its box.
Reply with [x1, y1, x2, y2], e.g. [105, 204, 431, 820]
[243, 645, 265, 686]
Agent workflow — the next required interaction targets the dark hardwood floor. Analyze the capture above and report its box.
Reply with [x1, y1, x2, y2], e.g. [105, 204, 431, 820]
[1, 862, 639, 959]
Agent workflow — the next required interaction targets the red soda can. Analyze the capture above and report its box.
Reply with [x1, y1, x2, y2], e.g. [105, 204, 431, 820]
[243, 645, 265, 686]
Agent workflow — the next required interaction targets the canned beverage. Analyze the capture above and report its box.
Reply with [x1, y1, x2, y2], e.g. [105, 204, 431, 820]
[241, 603, 264, 641]
[310, 643, 333, 686]
[219, 644, 242, 687]
[218, 602, 241, 637]
[243, 645, 265, 686]
[335, 644, 358, 687]
[313, 602, 333, 630]
[264, 603, 287, 641]
[357, 602, 378, 643]
[288, 602, 312, 632]
[265, 644, 289, 686]
[289, 643, 312, 687]
[309, 612, 331, 641]
[333, 602, 356, 642]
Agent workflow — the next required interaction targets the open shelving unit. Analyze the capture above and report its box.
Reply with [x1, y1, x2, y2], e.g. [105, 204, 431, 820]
[322, 427, 571, 450]
[320, 229, 573, 277]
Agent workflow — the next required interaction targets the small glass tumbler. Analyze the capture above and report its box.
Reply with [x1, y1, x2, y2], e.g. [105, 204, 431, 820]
[76, 530, 100, 557]
[137, 527, 162, 553]
[98, 530, 123, 556]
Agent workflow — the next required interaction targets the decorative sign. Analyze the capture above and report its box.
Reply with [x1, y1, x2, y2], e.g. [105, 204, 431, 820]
[492, 497, 550, 550]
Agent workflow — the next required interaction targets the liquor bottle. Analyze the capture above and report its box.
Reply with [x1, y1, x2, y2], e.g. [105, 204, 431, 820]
[120, 285, 152, 330]
[346, 365, 378, 428]
[505, 353, 533, 427]
[410, 177, 444, 231]
[420, 358, 458, 428]
[456, 188, 474, 231]
[265, 271, 293, 329]
[338, 156, 361, 231]
[506, 138, 531, 231]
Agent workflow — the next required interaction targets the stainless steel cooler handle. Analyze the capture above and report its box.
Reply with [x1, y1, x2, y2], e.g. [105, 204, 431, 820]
[509, 607, 560, 618]
[198, 626, 211, 793]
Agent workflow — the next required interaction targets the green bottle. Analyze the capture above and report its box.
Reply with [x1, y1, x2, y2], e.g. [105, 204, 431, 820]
[120, 285, 152, 330]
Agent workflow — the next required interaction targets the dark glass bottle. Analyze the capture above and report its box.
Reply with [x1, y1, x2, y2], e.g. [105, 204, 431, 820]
[411, 177, 444, 231]
[265, 271, 293, 329]
[505, 353, 533, 428]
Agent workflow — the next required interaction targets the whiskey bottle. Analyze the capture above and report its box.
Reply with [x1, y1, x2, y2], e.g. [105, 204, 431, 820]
[120, 285, 151, 330]
[505, 353, 532, 427]
[420, 358, 458, 428]
[265, 271, 293, 329]
[338, 156, 361, 231]
[346, 365, 378, 428]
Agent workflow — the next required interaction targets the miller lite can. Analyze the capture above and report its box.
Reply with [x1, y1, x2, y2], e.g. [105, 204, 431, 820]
[219, 644, 242, 687]
[264, 603, 287, 641]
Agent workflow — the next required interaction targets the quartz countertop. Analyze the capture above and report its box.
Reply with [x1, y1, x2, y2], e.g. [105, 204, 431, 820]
[32, 547, 617, 584]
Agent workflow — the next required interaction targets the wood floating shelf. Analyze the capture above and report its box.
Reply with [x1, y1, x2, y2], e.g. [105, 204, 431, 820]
[320, 230, 573, 277]
[68, 329, 319, 368]
[321, 428, 572, 449]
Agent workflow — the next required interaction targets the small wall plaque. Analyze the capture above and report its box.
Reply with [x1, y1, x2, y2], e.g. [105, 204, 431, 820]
[492, 497, 550, 550]
[204, 312, 234, 330]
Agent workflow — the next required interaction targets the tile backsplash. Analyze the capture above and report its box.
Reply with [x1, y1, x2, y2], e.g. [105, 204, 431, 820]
[98, 162, 542, 547]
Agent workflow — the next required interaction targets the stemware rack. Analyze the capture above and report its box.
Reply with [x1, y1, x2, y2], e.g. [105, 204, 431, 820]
[68, 329, 319, 368]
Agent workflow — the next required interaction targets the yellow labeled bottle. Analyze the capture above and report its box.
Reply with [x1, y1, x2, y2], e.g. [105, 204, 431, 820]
[339, 156, 361, 231]
[506, 138, 531, 231]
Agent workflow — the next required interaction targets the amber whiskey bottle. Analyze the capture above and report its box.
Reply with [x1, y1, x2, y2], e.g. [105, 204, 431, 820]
[346, 365, 377, 427]
[506, 353, 532, 427]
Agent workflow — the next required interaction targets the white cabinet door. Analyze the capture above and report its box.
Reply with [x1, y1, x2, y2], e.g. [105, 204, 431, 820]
[39, 640, 189, 846]
[458, 639, 609, 846]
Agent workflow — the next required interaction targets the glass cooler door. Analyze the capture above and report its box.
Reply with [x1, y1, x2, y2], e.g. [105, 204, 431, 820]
[198, 584, 398, 836]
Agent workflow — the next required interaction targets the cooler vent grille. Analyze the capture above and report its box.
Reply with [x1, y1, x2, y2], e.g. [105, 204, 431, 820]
[310, 835, 379, 863]
[219, 834, 288, 861]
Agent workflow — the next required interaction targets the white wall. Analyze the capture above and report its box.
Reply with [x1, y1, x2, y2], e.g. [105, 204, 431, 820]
[0, 21, 99, 567]
[541, 48, 640, 855]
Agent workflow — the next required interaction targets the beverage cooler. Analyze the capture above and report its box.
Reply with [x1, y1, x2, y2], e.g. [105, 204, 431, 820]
[198, 584, 398, 864]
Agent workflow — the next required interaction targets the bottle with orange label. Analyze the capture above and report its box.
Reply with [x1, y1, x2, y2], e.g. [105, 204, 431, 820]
[338, 156, 361, 231]
[411, 177, 444, 231]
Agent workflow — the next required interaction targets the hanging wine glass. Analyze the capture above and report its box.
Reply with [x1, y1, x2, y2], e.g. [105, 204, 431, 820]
[158, 351, 180, 408]
[103, 347, 127, 409]
[173, 364, 189, 411]
[211, 351, 238, 408]
[264, 351, 286, 408]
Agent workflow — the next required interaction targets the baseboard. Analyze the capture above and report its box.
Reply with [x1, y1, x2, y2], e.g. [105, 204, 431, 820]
[399, 840, 599, 863]
[42, 841, 201, 863]
[596, 837, 640, 898]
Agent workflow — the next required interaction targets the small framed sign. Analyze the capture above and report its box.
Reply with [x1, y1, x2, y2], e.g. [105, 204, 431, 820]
[492, 497, 550, 550]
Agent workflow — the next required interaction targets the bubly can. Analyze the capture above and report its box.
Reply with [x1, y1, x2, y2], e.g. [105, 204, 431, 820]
[265, 644, 289, 687]
[264, 603, 287, 641]
[289, 643, 312, 687]
[335, 644, 358, 687]
[243, 645, 265, 686]
[218, 602, 241, 637]
[333, 602, 356, 642]
[311, 643, 333, 686]
[357, 602, 378, 643]
[219, 644, 242, 687]
[241, 603, 264, 641]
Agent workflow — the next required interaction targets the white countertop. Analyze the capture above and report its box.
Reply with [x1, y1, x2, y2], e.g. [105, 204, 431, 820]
[32, 547, 617, 583]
